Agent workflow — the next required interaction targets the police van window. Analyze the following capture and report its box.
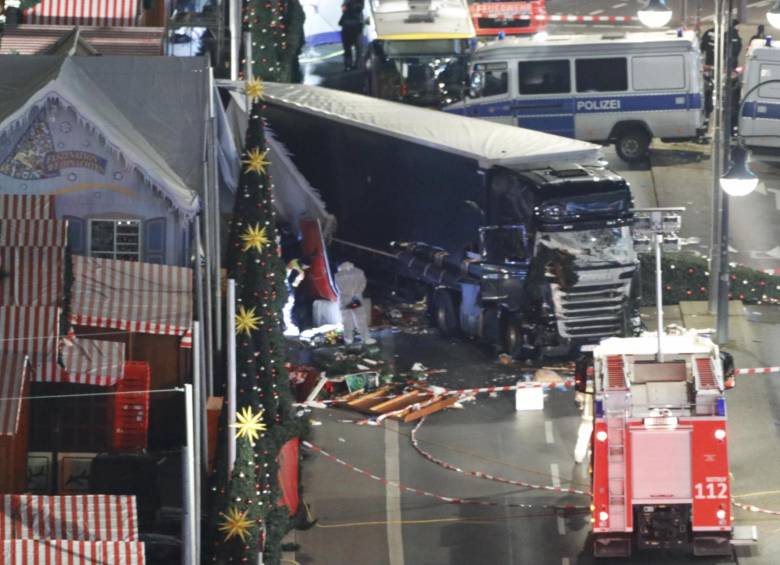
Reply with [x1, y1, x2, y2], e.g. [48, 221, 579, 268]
[473, 62, 509, 97]
[517, 60, 571, 95]
[575, 58, 628, 92]
[632, 55, 685, 90]
[759, 64, 780, 98]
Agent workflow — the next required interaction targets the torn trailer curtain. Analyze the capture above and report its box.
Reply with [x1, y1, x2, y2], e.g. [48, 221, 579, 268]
[61, 338, 126, 386]
[0, 495, 138, 541]
[0, 354, 30, 437]
[69, 256, 193, 346]
[0, 196, 55, 220]
[0, 540, 145, 564]
[0, 307, 60, 383]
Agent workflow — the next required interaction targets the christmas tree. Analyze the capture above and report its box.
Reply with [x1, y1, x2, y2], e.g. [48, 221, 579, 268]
[242, 0, 305, 83]
[211, 78, 304, 565]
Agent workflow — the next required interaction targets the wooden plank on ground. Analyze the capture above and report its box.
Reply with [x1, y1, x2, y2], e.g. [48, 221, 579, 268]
[369, 390, 430, 414]
[399, 395, 460, 422]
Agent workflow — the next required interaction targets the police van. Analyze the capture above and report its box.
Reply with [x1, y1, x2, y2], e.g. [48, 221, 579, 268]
[740, 37, 780, 160]
[446, 30, 706, 162]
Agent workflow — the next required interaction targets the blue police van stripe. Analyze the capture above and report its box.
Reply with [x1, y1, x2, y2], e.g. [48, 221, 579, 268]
[742, 100, 780, 120]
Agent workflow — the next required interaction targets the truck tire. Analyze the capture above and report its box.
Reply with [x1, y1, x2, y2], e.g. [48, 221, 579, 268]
[503, 316, 540, 360]
[615, 128, 650, 163]
[432, 289, 459, 337]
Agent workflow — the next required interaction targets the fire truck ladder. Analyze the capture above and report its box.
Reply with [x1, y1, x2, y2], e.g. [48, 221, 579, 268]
[605, 355, 630, 530]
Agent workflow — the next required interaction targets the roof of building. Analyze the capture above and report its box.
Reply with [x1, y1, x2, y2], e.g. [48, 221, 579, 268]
[0, 25, 164, 56]
[0, 56, 208, 216]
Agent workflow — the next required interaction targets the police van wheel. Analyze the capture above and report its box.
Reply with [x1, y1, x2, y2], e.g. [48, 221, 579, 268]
[615, 129, 650, 163]
[432, 289, 459, 337]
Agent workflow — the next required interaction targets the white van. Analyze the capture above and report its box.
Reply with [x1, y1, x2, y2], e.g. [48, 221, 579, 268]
[740, 37, 780, 160]
[446, 30, 706, 162]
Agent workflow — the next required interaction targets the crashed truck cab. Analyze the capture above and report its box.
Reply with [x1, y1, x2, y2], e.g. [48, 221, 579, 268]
[590, 331, 733, 558]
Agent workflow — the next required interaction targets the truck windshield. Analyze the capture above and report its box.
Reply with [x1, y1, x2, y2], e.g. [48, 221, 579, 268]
[537, 189, 630, 223]
[537, 226, 634, 266]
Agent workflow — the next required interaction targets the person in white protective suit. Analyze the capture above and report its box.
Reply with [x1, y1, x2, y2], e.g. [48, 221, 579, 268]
[334, 262, 375, 345]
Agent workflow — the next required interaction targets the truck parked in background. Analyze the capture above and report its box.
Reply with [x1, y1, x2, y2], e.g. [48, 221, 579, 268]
[589, 332, 734, 558]
[446, 30, 706, 163]
[363, 0, 475, 107]
[469, 0, 547, 37]
[264, 83, 640, 358]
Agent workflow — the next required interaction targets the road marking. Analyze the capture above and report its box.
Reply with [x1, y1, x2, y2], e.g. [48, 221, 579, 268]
[385, 419, 405, 565]
[589, 9, 604, 15]
[612, 2, 627, 7]
[748, 0, 771, 7]
[545, 420, 554, 444]
[551, 463, 561, 488]
[557, 514, 567, 535]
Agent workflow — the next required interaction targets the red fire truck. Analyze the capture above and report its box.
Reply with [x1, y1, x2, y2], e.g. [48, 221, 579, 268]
[590, 332, 733, 558]
[469, 0, 546, 36]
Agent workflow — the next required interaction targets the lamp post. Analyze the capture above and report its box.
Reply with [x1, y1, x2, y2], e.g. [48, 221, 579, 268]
[637, 0, 673, 28]
[769, 0, 780, 29]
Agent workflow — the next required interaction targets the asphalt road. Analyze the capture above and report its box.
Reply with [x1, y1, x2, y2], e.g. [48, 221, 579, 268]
[292, 15, 780, 563]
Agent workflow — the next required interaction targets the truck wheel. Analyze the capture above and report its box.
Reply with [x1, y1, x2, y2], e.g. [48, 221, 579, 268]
[504, 317, 539, 360]
[615, 128, 650, 163]
[432, 289, 458, 337]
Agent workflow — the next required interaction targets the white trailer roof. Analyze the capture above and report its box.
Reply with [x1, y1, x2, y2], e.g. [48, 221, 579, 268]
[369, 0, 475, 40]
[473, 30, 698, 60]
[263, 82, 602, 169]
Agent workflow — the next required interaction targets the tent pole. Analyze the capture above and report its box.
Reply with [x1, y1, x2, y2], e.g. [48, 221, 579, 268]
[193, 321, 209, 475]
[202, 129, 216, 396]
[227, 279, 237, 473]
[193, 217, 212, 397]
[209, 67, 224, 365]
[183, 384, 198, 565]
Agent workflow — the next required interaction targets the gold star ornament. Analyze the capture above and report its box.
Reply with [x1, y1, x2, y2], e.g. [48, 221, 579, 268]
[235, 304, 261, 336]
[219, 507, 254, 543]
[243, 147, 271, 175]
[231, 405, 267, 444]
[244, 78, 265, 101]
[240, 223, 271, 253]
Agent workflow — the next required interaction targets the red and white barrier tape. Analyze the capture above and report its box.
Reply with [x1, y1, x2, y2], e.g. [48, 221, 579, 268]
[410, 419, 590, 496]
[736, 367, 780, 375]
[441, 380, 574, 396]
[302, 440, 587, 511]
[732, 501, 780, 516]
[478, 13, 638, 23]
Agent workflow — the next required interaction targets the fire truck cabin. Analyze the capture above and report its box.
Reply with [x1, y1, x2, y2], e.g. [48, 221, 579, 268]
[591, 332, 731, 558]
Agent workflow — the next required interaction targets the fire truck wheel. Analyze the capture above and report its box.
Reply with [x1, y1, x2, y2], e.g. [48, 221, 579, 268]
[432, 289, 459, 337]
[615, 127, 650, 163]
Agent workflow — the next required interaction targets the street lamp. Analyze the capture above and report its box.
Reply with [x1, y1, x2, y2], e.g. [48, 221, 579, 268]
[719, 146, 758, 196]
[768, 0, 780, 29]
[637, 0, 673, 28]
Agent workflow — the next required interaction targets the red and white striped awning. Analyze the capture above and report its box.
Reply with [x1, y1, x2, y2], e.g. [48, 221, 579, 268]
[70, 256, 192, 343]
[61, 338, 125, 386]
[0, 354, 29, 436]
[0, 220, 68, 248]
[0, 248, 65, 307]
[24, 0, 140, 27]
[0, 307, 60, 383]
[0, 196, 55, 220]
[0, 495, 138, 541]
[0, 540, 145, 564]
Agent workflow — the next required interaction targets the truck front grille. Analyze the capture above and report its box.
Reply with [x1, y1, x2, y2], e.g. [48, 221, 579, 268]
[550, 266, 635, 340]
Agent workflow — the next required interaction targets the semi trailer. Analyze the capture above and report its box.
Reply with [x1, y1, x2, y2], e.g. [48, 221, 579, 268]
[262, 83, 640, 357]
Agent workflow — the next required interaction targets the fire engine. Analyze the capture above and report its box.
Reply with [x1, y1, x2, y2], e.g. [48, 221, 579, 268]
[469, 0, 546, 37]
[590, 331, 733, 558]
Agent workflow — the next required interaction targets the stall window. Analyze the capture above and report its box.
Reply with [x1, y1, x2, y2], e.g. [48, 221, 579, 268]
[89, 219, 141, 261]
[576, 58, 628, 92]
[632, 55, 685, 90]
[517, 60, 571, 95]
[30, 384, 109, 453]
[472, 62, 509, 97]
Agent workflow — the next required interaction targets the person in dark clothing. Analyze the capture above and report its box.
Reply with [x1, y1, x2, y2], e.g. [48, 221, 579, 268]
[750, 24, 766, 44]
[729, 19, 742, 70]
[700, 20, 742, 70]
[339, 0, 364, 71]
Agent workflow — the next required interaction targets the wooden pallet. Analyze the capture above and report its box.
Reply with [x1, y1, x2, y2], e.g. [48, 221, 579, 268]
[332, 386, 458, 421]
